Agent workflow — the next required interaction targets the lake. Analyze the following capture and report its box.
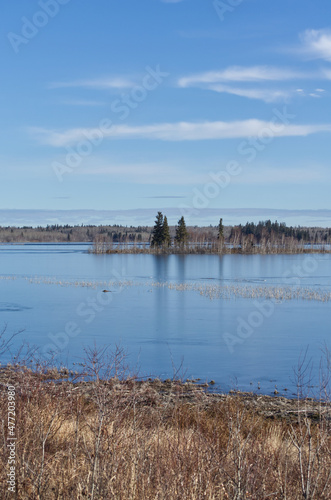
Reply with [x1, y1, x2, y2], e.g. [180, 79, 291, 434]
[0, 243, 330, 396]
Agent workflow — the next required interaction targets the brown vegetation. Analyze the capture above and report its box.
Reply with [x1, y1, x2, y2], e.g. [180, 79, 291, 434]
[0, 346, 330, 499]
[91, 239, 331, 255]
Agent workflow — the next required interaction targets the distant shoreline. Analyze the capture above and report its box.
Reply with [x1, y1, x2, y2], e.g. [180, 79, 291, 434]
[1, 219, 330, 254]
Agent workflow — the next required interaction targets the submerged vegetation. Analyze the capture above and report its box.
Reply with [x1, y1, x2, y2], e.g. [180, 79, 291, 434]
[1, 274, 331, 302]
[0, 342, 330, 499]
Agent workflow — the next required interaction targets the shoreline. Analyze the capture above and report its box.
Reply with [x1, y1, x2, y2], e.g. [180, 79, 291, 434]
[1, 366, 329, 420]
[90, 245, 331, 255]
[2, 240, 331, 255]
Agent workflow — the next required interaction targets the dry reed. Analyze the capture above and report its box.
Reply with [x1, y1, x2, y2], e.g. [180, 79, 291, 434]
[0, 348, 330, 499]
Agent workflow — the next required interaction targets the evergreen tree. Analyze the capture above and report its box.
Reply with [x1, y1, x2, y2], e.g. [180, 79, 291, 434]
[217, 218, 224, 239]
[162, 216, 171, 247]
[175, 216, 188, 246]
[151, 212, 164, 247]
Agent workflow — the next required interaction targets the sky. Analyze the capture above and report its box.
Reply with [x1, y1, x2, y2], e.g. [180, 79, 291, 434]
[1, 0, 331, 227]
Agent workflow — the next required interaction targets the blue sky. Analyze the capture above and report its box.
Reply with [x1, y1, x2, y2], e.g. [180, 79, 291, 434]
[2, 0, 331, 226]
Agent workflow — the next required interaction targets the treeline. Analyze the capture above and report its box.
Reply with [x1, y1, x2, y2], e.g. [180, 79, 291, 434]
[229, 220, 331, 251]
[0, 224, 151, 243]
[1, 217, 331, 254]
[236, 220, 312, 241]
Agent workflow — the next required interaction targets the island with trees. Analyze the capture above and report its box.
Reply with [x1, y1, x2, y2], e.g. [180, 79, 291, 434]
[92, 213, 331, 254]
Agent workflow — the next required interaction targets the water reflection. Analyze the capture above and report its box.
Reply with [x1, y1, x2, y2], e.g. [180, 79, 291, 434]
[218, 255, 224, 281]
[0, 246, 330, 395]
[153, 255, 169, 282]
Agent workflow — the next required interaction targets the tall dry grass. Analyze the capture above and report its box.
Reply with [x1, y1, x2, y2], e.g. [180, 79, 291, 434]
[0, 346, 330, 499]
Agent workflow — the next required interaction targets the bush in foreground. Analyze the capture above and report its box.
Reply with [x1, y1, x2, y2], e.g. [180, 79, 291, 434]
[0, 345, 330, 499]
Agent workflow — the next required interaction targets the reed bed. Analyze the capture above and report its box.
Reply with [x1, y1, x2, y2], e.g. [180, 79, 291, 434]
[91, 242, 331, 255]
[0, 361, 330, 500]
[1, 275, 331, 303]
[152, 281, 331, 302]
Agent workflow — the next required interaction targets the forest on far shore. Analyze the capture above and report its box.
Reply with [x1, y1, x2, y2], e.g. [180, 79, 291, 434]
[0, 218, 331, 254]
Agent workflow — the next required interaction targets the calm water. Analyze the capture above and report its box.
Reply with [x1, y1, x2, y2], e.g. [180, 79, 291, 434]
[0, 243, 330, 396]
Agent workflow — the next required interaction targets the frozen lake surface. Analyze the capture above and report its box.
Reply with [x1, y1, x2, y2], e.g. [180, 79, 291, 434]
[0, 243, 330, 396]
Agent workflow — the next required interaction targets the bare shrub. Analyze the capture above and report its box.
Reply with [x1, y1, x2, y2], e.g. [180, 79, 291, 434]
[0, 344, 330, 499]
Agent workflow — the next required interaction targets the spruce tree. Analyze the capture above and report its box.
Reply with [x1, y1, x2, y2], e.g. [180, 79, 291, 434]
[151, 212, 164, 247]
[175, 216, 188, 247]
[162, 216, 171, 247]
[218, 218, 224, 239]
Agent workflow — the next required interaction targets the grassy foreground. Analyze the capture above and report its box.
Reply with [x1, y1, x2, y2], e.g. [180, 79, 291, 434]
[1, 359, 330, 500]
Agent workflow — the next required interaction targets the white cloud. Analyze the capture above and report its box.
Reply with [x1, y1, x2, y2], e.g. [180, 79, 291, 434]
[177, 66, 319, 102]
[200, 84, 290, 103]
[48, 77, 135, 90]
[3, 208, 331, 228]
[30, 119, 331, 147]
[300, 29, 331, 61]
[178, 66, 311, 87]
[295, 88, 325, 98]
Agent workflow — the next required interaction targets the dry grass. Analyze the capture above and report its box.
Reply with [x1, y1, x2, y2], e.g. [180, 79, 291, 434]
[2, 274, 331, 303]
[0, 361, 330, 500]
[91, 242, 331, 256]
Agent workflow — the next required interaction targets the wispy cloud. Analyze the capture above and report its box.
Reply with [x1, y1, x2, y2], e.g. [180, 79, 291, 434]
[295, 87, 326, 98]
[49, 77, 135, 90]
[30, 120, 331, 147]
[178, 66, 311, 87]
[177, 65, 320, 102]
[300, 29, 331, 61]
[198, 84, 290, 103]
[2, 209, 331, 228]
